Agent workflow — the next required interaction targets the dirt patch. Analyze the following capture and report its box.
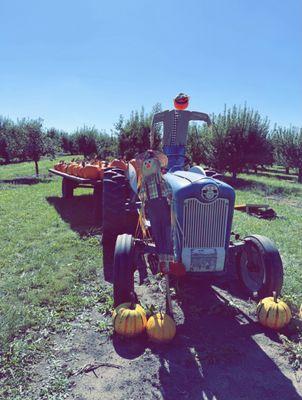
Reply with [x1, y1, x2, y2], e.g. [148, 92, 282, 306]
[28, 274, 302, 400]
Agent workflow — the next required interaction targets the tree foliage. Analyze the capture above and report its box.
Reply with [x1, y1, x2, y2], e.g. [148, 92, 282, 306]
[1, 105, 301, 184]
[195, 105, 274, 179]
[19, 118, 57, 175]
[273, 126, 302, 182]
[71, 126, 99, 157]
[114, 104, 162, 159]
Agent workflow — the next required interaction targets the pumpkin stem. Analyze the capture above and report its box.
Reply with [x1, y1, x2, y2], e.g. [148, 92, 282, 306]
[273, 291, 277, 303]
[130, 292, 136, 310]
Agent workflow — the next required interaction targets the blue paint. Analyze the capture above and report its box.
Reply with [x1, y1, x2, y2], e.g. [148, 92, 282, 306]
[165, 171, 235, 268]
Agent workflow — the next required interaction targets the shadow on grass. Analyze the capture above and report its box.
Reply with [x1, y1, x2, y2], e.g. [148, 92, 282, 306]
[222, 175, 302, 197]
[47, 195, 102, 237]
[246, 171, 297, 182]
[47, 194, 115, 283]
[259, 167, 297, 176]
[0, 176, 52, 185]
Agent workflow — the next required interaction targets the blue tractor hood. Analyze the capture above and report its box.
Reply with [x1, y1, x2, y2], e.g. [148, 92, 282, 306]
[164, 170, 235, 200]
[163, 170, 236, 270]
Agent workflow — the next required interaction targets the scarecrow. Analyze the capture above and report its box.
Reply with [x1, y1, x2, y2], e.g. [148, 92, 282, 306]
[150, 93, 211, 169]
[137, 150, 174, 274]
[136, 149, 177, 314]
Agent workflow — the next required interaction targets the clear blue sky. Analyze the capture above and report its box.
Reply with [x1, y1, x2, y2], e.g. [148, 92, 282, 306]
[0, 0, 301, 133]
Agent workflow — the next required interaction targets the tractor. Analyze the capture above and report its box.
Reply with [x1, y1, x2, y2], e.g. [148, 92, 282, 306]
[102, 96, 283, 309]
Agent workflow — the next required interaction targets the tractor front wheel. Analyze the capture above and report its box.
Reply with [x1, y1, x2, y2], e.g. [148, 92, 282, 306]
[237, 235, 283, 298]
[113, 234, 136, 307]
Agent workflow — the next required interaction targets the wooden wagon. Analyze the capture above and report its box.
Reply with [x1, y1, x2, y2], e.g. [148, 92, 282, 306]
[49, 168, 103, 220]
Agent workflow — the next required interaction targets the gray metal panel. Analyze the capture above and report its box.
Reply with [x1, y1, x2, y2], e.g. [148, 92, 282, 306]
[183, 198, 229, 248]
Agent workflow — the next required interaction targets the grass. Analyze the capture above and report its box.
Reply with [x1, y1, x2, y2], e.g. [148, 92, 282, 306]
[0, 158, 301, 397]
[231, 172, 302, 308]
[0, 155, 75, 180]
[0, 156, 104, 398]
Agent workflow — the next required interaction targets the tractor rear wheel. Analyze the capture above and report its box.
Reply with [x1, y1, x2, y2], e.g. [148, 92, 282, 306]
[102, 169, 128, 244]
[237, 235, 283, 298]
[113, 234, 136, 307]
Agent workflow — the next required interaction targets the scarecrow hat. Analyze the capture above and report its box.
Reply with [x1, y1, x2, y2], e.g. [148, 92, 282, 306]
[174, 93, 189, 104]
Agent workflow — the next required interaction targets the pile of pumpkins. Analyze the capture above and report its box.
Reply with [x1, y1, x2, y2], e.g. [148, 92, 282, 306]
[112, 293, 301, 342]
[113, 301, 176, 343]
[53, 158, 136, 180]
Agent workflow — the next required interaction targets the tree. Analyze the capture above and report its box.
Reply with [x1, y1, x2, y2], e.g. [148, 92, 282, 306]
[72, 126, 98, 157]
[273, 126, 302, 183]
[46, 128, 62, 156]
[114, 105, 162, 159]
[202, 105, 273, 180]
[18, 118, 52, 176]
[60, 132, 73, 154]
[186, 124, 210, 165]
[0, 117, 12, 163]
[97, 132, 118, 159]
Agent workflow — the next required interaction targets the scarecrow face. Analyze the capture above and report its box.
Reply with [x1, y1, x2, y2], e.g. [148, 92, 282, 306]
[142, 156, 160, 177]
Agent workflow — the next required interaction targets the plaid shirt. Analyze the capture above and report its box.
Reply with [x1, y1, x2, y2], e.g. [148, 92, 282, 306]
[139, 173, 172, 203]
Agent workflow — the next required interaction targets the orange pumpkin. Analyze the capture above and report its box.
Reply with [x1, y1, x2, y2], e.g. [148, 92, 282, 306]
[54, 162, 67, 172]
[146, 312, 176, 343]
[109, 159, 127, 171]
[66, 162, 77, 175]
[113, 302, 147, 337]
[82, 164, 101, 179]
[257, 292, 292, 330]
[77, 164, 85, 177]
[61, 164, 68, 173]
[174, 93, 189, 110]
[72, 164, 82, 176]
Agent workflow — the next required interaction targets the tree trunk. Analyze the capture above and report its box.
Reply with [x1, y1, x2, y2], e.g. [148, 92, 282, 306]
[254, 166, 258, 174]
[285, 167, 289, 174]
[298, 168, 302, 183]
[232, 170, 237, 181]
[34, 160, 39, 176]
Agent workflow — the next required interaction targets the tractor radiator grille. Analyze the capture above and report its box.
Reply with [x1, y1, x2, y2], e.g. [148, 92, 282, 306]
[183, 198, 229, 248]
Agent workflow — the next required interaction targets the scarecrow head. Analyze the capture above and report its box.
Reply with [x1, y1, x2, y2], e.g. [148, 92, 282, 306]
[137, 150, 168, 178]
[174, 93, 189, 110]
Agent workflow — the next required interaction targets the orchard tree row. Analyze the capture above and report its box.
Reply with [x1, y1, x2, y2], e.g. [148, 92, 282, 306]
[0, 105, 301, 182]
[0, 117, 117, 175]
[187, 106, 302, 182]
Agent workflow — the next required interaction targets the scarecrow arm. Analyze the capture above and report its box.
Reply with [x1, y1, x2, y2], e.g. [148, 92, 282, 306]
[151, 111, 168, 126]
[150, 111, 168, 147]
[189, 111, 211, 126]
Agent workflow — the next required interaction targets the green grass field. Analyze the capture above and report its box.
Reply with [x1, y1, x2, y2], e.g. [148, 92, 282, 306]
[0, 157, 106, 398]
[0, 158, 301, 397]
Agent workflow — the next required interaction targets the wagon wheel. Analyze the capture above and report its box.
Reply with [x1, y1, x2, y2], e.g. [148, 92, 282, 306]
[237, 235, 283, 298]
[113, 234, 137, 307]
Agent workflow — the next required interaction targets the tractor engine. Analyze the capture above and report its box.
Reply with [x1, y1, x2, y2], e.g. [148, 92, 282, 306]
[165, 170, 235, 273]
